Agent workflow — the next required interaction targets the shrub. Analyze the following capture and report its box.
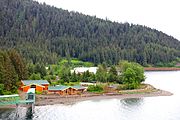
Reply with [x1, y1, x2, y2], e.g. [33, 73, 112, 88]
[116, 85, 128, 90]
[35, 91, 42, 94]
[2, 91, 12, 95]
[87, 85, 103, 92]
[42, 90, 48, 95]
[125, 83, 140, 90]
[117, 83, 140, 90]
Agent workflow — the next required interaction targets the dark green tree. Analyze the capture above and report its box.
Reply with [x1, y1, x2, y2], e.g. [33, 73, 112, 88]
[59, 65, 71, 83]
[0, 84, 4, 95]
[0, 50, 18, 92]
[34, 63, 47, 78]
[108, 66, 118, 82]
[96, 64, 108, 82]
[29, 73, 41, 80]
[8, 49, 28, 80]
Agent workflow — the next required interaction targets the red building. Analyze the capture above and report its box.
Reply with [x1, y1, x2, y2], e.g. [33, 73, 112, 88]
[20, 80, 49, 92]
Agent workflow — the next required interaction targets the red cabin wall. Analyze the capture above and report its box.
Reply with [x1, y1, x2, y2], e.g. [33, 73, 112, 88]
[22, 86, 30, 92]
[42, 84, 49, 90]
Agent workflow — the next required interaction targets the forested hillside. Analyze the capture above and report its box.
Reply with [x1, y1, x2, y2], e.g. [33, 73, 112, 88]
[0, 0, 180, 65]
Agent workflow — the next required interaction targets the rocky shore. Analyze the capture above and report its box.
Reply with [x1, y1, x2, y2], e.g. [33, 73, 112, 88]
[35, 84, 172, 106]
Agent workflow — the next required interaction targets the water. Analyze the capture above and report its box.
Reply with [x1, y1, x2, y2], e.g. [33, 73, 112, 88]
[0, 71, 180, 120]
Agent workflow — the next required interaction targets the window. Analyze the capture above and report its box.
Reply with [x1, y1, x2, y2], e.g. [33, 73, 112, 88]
[28, 94, 34, 100]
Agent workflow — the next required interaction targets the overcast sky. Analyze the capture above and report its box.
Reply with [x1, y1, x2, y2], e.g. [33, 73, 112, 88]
[35, 0, 180, 40]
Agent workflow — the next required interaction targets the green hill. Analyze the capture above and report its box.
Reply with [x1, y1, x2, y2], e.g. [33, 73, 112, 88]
[0, 0, 180, 65]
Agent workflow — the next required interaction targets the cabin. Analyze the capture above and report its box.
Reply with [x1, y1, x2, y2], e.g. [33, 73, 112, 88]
[48, 85, 86, 95]
[48, 85, 69, 95]
[73, 85, 87, 93]
[20, 80, 49, 92]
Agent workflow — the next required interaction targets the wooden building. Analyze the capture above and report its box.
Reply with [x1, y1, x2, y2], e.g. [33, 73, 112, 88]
[20, 80, 49, 92]
[48, 85, 86, 95]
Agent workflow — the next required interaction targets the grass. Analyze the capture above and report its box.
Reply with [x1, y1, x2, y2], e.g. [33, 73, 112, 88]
[35, 91, 42, 95]
[87, 85, 104, 93]
[59, 58, 94, 67]
[118, 84, 158, 95]
[0, 96, 20, 102]
[63, 82, 80, 86]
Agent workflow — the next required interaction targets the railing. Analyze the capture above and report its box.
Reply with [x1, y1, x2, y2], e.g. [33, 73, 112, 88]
[0, 94, 34, 106]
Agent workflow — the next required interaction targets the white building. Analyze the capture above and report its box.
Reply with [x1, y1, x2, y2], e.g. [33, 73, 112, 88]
[71, 67, 98, 74]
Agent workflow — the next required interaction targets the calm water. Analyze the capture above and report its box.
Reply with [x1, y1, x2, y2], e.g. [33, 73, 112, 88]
[0, 71, 180, 120]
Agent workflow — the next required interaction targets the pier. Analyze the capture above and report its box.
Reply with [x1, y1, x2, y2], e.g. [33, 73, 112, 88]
[0, 88, 35, 113]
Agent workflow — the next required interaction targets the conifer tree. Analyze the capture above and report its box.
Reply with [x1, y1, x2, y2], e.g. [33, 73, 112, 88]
[8, 49, 28, 80]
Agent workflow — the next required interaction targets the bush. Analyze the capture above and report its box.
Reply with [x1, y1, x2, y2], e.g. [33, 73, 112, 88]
[119, 61, 145, 88]
[116, 84, 128, 90]
[51, 81, 58, 85]
[125, 83, 140, 90]
[117, 83, 140, 90]
[63, 82, 80, 86]
[87, 85, 103, 92]
[35, 91, 42, 94]
[0, 84, 4, 95]
[42, 90, 48, 95]
[2, 91, 12, 95]
[29, 73, 41, 80]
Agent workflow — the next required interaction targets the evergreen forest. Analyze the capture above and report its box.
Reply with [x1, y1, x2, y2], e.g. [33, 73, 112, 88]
[0, 0, 180, 66]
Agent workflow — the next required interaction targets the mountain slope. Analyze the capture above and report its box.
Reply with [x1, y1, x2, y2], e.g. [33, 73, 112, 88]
[0, 0, 180, 65]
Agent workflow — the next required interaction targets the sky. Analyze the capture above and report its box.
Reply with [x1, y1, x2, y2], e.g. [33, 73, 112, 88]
[35, 0, 180, 40]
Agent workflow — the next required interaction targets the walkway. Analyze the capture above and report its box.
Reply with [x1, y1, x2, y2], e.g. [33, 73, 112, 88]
[0, 94, 34, 106]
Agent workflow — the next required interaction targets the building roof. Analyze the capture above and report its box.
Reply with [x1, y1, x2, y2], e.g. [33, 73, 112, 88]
[27, 88, 35, 94]
[72, 85, 86, 90]
[21, 80, 49, 85]
[71, 67, 98, 74]
[48, 85, 69, 91]
[21, 83, 45, 88]
[48, 85, 86, 91]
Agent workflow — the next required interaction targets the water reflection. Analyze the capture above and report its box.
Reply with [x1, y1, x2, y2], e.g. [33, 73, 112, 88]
[0, 106, 33, 120]
[0, 108, 14, 119]
[120, 98, 143, 107]
[25, 106, 33, 120]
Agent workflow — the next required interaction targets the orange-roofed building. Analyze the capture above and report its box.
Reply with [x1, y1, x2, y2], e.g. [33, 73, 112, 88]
[20, 80, 49, 92]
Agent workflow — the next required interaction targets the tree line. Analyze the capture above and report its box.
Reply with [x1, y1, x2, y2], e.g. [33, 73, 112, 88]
[47, 60, 145, 90]
[0, 49, 28, 94]
[0, 0, 179, 66]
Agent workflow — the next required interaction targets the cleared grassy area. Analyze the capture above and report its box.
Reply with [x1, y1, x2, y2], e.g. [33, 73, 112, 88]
[59, 58, 94, 67]
[118, 84, 158, 94]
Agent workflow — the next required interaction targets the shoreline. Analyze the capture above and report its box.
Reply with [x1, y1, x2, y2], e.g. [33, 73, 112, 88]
[144, 67, 180, 71]
[35, 85, 173, 106]
[0, 85, 173, 108]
